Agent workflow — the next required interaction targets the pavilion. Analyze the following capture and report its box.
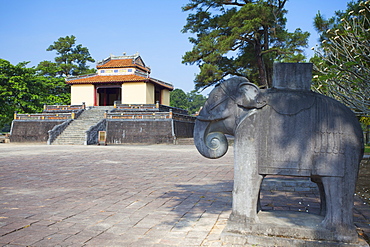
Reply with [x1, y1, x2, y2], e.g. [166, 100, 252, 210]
[66, 53, 174, 106]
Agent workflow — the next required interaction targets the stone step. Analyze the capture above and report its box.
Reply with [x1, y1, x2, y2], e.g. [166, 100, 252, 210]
[57, 136, 85, 139]
[56, 139, 85, 141]
[63, 126, 94, 130]
[61, 128, 89, 132]
[175, 138, 194, 145]
[53, 142, 84, 145]
[52, 106, 113, 145]
[261, 176, 319, 193]
[56, 134, 85, 138]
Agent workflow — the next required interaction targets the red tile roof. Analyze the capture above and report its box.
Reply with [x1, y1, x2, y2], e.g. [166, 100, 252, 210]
[97, 59, 150, 72]
[66, 74, 173, 90]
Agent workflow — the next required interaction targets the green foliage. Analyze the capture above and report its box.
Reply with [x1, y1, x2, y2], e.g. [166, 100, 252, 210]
[0, 59, 44, 126]
[170, 89, 189, 110]
[1, 123, 10, 133]
[35, 76, 70, 106]
[182, 0, 310, 89]
[170, 89, 207, 114]
[46, 35, 96, 77]
[365, 145, 370, 153]
[314, 1, 370, 43]
[360, 116, 370, 126]
[0, 59, 72, 127]
[311, 0, 370, 117]
[0, 35, 95, 127]
[187, 90, 207, 114]
[35, 35, 96, 105]
[36, 60, 63, 77]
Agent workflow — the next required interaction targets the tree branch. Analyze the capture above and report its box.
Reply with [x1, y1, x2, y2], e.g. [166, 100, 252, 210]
[222, 1, 246, 7]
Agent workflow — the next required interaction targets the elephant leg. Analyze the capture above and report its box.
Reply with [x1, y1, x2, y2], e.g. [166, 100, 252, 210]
[311, 176, 326, 216]
[257, 190, 262, 213]
[320, 176, 357, 242]
[231, 173, 264, 224]
[256, 175, 266, 213]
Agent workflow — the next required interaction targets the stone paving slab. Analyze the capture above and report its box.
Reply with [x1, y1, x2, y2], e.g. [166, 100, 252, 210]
[0, 144, 369, 246]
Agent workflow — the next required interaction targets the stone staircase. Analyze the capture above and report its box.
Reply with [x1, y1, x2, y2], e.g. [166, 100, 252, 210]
[175, 138, 194, 145]
[52, 106, 112, 145]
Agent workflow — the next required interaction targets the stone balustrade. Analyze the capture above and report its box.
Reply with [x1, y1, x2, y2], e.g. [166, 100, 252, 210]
[43, 104, 85, 112]
[106, 111, 196, 122]
[106, 111, 171, 120]
[14, 112, 75, 120]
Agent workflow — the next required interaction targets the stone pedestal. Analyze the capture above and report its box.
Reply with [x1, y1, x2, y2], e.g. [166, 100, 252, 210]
[221, 211, 368, 247]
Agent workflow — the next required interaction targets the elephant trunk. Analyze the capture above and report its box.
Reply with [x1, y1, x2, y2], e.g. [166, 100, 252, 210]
[193, 119, 228, 159]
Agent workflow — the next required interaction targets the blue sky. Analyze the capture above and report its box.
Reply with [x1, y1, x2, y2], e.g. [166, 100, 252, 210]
[0, 0, 349, 94]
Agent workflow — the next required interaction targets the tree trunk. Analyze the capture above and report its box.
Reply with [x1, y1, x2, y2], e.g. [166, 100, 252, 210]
[254, 41, 268, 88]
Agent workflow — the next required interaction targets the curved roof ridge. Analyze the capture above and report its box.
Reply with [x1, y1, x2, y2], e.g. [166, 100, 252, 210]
[96, 53, 149, 72]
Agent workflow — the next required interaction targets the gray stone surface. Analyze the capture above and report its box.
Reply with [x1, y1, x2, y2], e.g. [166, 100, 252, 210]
[85, 119, 106, 145]
[272, 62, 313, 90]
[194, 63, 365, 245]
[47, 119, 73, 145]
[10, 120, 65, 143]
[0, 144, 369, 246]
[222, 211, 369, 246]
[53, 106, 109, 145]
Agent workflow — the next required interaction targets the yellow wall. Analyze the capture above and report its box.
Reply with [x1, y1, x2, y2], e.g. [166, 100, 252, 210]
[71, 84, 95, 106]
[122, 82, 159, 104]
[122, 82, 154, 104]
[70, 82, 171, 106]
[161, 89, 170, 106]
[146, 83, 155, 104]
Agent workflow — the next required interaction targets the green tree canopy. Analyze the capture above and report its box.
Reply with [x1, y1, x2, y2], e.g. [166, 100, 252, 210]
[313, 0, 369, 42]
[311, 0, 370, 117]
[170, 89, 207, 114]
[0, 36, 95, 128]
[170, 89, 189, 110]
[34, 35, 96, 105]
[0, 59, 73, 128]
[0, 59, 44, 126]
[41, 35, 96, 77]
[182, 0, 310, 89]
[187, 90, 207, 114]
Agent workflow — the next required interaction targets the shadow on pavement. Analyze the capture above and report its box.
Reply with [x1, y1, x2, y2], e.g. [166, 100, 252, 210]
[159, 181, 233, 228]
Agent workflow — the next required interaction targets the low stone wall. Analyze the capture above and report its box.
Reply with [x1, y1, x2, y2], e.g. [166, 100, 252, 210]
[86, 119, 106, 145]
[261, 176, 319, 193]
[106, 119, 195, 144]
[174, 121, 194, 138]
[10, 120, 65, 142]
[47, 119, 73, 145]
[106, 119, 174, 144]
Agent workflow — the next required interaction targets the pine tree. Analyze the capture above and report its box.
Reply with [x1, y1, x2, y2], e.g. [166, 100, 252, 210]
[182, 0, 310, 89]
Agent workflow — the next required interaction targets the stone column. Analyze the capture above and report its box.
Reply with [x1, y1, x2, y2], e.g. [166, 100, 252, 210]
[272, 63, 313, 91]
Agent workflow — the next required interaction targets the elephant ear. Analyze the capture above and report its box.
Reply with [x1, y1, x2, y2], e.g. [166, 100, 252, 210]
[235, 82, 262, 109]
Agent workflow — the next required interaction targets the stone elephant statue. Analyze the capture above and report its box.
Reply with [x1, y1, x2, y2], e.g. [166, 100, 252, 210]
[194, 76, 364, 242]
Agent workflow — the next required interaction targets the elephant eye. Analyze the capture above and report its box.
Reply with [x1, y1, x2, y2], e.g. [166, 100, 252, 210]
[207, 93, 228, 111]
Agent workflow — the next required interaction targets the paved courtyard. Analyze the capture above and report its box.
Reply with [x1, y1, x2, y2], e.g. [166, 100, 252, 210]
[0, 144, 369, 246]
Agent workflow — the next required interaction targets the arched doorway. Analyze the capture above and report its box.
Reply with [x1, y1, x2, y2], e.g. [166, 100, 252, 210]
[96, 86, 122, 106]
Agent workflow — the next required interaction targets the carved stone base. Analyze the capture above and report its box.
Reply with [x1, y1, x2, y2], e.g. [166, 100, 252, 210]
[221, 211, 369, 247]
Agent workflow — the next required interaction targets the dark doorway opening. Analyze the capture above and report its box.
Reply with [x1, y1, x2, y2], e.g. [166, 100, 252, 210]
[97, 87, 121, 106]
[155, 87, 161, 104]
